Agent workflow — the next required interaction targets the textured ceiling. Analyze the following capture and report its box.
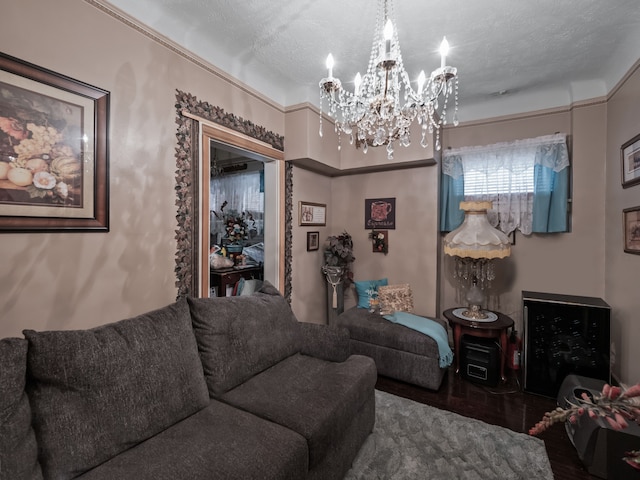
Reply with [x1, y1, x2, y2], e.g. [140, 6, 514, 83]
[104, 0, 640, 122]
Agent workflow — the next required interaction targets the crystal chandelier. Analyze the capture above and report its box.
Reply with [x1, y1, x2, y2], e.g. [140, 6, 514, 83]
[318, 0, 459, 160]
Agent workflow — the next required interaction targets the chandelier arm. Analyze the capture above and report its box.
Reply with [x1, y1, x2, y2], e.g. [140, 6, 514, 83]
[383, 70, 390, 99]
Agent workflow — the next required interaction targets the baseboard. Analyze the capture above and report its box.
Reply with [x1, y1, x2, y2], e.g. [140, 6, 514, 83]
[611, 371, 622, 387]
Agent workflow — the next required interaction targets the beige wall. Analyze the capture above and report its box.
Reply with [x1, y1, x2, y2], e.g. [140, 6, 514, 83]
[331, 167, 440, 317]
[290, 163, 439, 325]
[284, 106, 340, 169]
[605, 63, 640, 383]
[439, 105, 608, 338]
[290, 167, 332, 324]
[284, 103, 435, 171]
[0, 0, 284, 337]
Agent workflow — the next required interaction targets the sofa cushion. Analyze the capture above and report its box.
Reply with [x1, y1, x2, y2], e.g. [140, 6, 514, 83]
[76, 400, 308, 480]
[220, 353, 377, 469]
[0, 338, 42, 480]
[257, 279, 281, 296]
[23, 298, 210, 480]
[378, 283, 414, 315]
[297, 322, 350, 363]
[354, 278, 388, 309]
[188, 291, 299, 395]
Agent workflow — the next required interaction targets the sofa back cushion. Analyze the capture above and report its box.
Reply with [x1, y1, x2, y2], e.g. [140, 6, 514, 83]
[188, 287, 299, 396]
[0, 338, 42, 480]
[23, 298, 209, 480]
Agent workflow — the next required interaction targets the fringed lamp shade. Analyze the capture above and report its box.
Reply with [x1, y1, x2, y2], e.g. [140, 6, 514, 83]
[444, 201, 511, 259]
[444, 201, 511, 319]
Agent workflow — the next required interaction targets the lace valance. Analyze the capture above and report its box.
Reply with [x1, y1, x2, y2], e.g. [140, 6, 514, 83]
[442, 133, 569, 179]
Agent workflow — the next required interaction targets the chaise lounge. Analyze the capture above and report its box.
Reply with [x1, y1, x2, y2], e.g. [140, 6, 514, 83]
[337, 306, 449, 391]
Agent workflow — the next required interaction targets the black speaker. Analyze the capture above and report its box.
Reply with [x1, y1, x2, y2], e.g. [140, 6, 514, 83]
[460, 335, 500, 387]
[557, 375, 640, 480]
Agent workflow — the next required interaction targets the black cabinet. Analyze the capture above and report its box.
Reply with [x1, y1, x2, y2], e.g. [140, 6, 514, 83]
[523, 291, 611, 398]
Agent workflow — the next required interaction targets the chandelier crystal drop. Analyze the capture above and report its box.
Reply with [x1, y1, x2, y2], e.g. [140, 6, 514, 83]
[318, 0, 459, 160]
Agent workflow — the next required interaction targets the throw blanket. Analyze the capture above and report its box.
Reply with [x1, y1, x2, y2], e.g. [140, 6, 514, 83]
[383, 311, 454, 368]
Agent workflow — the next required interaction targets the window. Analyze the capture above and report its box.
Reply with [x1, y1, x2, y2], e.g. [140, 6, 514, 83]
[463, 162, 534, 196]
[440, 133, 570, 234]
[210, 169, 265, 245]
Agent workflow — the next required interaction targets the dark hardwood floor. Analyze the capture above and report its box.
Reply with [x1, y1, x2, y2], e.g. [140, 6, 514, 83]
[375, 367, 598, 480]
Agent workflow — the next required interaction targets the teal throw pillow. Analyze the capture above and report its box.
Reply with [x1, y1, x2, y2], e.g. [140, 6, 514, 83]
[355, 278, 388, 309]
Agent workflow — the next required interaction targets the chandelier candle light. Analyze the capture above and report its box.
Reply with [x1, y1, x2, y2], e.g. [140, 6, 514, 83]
[444, 201, 511, 320]
[319, 0, 459, 160]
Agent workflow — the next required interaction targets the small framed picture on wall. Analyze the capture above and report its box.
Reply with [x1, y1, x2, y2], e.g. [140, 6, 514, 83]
[623, 206, 640, 254]
[299, 201, 326, 226]
[621, 133, 640, 188]
[307, 231, 320, 251]
[365, 197, 395, 229]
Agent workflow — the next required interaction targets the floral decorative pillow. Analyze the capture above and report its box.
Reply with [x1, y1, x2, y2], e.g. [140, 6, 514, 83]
[378, 284, 414, 315]
[354, 278, 388, 309]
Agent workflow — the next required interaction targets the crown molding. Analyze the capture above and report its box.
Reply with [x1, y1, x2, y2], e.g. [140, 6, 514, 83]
[85, 0, 286, 113]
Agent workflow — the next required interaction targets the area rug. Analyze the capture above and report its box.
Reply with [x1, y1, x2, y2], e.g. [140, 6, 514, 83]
[344, 390, 553, 480]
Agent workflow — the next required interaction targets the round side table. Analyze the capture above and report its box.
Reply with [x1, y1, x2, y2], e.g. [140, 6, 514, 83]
[443, 308, 514, 382]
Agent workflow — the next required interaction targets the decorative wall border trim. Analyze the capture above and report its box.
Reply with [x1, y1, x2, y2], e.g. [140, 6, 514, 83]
[174, 90, 290, 298]
[174, 106, 199, 298]
[176, 90, 284, 151]
[284, 161, 293, 303]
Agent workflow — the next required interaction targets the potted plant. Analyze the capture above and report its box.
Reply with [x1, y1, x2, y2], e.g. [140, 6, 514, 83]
[321, 231, 355, 322]
[323, 231, 355, 286]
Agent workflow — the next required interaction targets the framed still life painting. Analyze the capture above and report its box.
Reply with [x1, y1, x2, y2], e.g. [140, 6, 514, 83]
[0, 52, 109, 232]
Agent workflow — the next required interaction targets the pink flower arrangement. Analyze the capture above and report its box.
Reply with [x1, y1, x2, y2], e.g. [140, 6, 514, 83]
[529, 382, 640, 471]
[223, 212, 249, 244]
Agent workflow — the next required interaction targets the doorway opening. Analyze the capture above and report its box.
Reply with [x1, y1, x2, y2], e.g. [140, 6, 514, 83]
[198, 123, 284, 299]
[208, 144, 266, 296]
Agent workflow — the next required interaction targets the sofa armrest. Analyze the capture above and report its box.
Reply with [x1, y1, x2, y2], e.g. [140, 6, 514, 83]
[297, 323, 351, 363]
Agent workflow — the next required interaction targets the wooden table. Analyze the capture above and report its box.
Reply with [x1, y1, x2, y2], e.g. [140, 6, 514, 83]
[443, 308, 514, 382]
[210, 265, 263, 297]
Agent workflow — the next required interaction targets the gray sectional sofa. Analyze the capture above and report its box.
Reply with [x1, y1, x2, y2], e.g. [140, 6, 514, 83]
[0, 283, 377, 480]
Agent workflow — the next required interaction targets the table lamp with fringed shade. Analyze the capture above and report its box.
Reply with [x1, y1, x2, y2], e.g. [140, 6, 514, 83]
[444, 201, 511, 320]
